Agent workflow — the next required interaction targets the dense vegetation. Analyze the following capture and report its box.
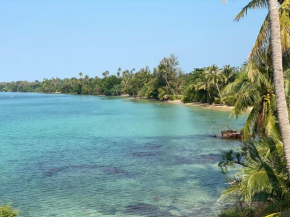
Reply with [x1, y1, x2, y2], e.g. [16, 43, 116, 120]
[0, 54, 240, 106]
[218, 0, 290, 216]
[0, 204, 18, 217]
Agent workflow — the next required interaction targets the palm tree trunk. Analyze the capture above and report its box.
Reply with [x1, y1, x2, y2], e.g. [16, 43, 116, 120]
[163, 75, 175, 96]
[215, 83, 223, 103]
[268, 0, 290, 178]
[114, 86, 118, 96]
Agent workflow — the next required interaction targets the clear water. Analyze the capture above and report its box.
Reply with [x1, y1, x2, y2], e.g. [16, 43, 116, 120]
[0, 92, 246, 217]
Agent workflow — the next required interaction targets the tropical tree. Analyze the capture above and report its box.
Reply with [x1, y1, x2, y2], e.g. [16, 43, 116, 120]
[79, 72, 83, 78]
[182, 68, 215, 103]
[268, 0, 290, 179]
[102, 71, 109, 78]
[206, 65, 225, 103]
[0, 204, 18, 217]
[219, 138, 290, 216]
[153, 54, 183, 100]
[135, 55, 183, 100]
[222, 65, 237, 85]
[99, 75, 121, 96]
[223, 0, 290, 177]
[124, 67, 151, 97]
[223, 64, 283, 139]
[117, 68, 122, 78]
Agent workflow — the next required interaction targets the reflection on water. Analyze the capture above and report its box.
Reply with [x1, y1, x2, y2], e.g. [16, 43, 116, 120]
[0, 93, 246, 216]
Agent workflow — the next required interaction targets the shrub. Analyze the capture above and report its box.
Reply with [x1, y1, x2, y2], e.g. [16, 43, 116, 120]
[0, 204, 18, 217]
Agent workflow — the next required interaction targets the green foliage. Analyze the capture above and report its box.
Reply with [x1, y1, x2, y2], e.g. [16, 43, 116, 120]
[221, 0, 290, 140]
[0, 55, 243, 106]
[222, 64, 283, 140]
[0, 204, 18, 217]
[99, 75, 122, 96]
[219, 1, 290, 216]
[182, 65, 238, 104]
[219, 138, 290, 216]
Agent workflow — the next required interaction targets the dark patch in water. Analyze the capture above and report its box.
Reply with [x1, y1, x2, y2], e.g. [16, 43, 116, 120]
[125, 203, 175, 217]
[199, 154, 221, 163]
[141, 145, 162, 150]
[132, 152, 159, 157]
[103, 167, 128, 176]
[174, 154, 221, 165]
[174, 156, 196, 165]
[43, 165, 130, 177]
[43, 165, 104, 177]
[100, 207, 117, 215]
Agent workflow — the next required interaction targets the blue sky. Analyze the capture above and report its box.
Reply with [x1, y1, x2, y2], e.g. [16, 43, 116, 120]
[0, 0, 267, 82]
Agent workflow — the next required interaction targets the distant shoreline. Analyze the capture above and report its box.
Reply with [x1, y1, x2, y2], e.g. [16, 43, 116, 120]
[2, 91, 251, 113]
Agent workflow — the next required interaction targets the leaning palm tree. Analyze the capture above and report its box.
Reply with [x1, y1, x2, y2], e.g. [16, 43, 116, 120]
[223, 0, 290, 178]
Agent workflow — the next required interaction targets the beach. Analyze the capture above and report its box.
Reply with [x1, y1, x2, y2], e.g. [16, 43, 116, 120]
[166, 100, 235, 112]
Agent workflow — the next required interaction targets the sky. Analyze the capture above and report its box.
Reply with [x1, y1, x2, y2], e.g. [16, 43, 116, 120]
[0, 0, 268, 82]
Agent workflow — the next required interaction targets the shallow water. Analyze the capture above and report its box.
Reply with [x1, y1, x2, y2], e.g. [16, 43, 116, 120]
[0, 92, 246, 217]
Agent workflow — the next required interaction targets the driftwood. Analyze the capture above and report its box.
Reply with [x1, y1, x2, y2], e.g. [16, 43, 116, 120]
[221, 130, 242, 139]
[221, 125, 242, 140]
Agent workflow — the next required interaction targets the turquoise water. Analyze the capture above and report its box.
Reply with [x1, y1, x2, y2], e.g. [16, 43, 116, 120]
[0, 92, 246, 217]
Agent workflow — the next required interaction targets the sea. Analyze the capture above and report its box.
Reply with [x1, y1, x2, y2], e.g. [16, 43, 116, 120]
[0, 92, 246, 217]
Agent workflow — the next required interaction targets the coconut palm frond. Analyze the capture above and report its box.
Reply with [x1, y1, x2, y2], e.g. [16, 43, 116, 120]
[284, 79, 290, 98]
[222, 70, 249, 96]
[219, 183, 244, 202]
[222, 0, 268, 20]
[234, 0, 268, 21]
[220, 137, 290, 213]
[255, 70, 273, 88]
[245, 170, 274, 201]
[242, 105, 260, 139]
[241, 142, 285, 201]
[245, 0, 290, 84]
[249, 14, 271, 65]
[233, 81, 260, 115]
[248, 0, 290, 73]
[264, 108, 279, 137]
[280, 0, 290, 54]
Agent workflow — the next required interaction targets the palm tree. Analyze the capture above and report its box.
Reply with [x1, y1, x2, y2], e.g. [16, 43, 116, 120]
[222, 65, 236, 85]
[268, 0, 290, 179]
[84, 75, 90, 85]
[206, 65, 225, 103]
[223, 65, 280, 139]
[219, 138, 290, 215]
[79, 72, 83, 78]
[102, 71, 109, 78]
[224, 0, 290, 177]
[117, 68, 122, 78]
[190, 69, 212, 103]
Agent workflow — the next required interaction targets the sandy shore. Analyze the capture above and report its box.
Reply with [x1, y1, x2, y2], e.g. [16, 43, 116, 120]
[130, 97, 251, 113]
[166, 100, 236, 112]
